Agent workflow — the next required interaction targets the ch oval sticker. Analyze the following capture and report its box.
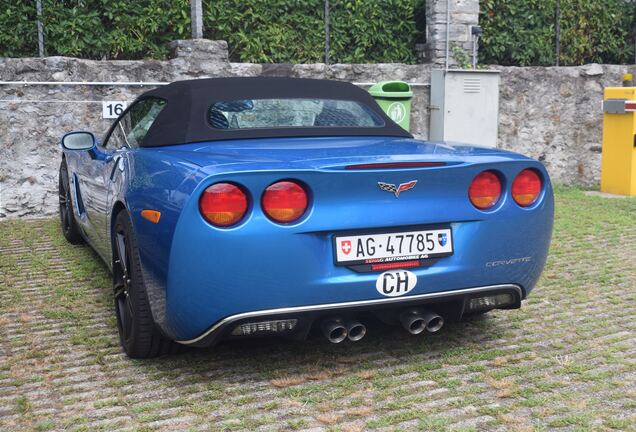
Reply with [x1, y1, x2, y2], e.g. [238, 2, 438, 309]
[376, 270, 417, 297]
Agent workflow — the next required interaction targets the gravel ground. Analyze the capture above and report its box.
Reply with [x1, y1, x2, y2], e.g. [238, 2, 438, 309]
[0, 187, 635, 432]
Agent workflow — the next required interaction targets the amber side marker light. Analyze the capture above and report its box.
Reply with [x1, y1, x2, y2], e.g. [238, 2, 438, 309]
[468, 171, 502, 210]
[141, 210, 161, 223]
[199, 183, 248, 227]
[512, 169, 542, 207]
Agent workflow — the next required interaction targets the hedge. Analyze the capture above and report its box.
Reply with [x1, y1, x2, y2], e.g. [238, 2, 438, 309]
[0, 0, 423, 63]
[479, 0, 636, 66]
[0, 0, 633, 66]
[0, 0, 191, 60]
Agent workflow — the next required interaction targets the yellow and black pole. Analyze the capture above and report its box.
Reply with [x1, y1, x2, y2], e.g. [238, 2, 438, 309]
[600, 74, 636, 196]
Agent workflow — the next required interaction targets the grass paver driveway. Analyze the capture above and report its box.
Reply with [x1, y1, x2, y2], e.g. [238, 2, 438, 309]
[0, 187, 635, 431]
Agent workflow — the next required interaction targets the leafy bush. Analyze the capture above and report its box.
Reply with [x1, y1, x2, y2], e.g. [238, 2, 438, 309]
[204, 0, 423, 63]
[0, 0, 423, 63]
[0, 2, 37, 57]
[39, 0, 190, 59]
[2, 0, 633, 65]
[480, 0, 636, 66]
[204, 0, 326, 63]
[559, 0, 635, 66]
[325, 0, 423, 63]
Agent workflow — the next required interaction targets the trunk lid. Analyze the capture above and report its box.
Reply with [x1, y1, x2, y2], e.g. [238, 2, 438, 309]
[156, 136, 542, 234]
[155, 136, 528, 172]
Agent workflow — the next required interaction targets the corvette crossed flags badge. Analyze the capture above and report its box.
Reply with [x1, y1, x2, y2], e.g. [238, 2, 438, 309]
[377, 180, 417, 197]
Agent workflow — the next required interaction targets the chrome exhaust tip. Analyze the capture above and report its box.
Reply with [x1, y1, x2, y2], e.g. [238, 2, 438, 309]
[399, 309, 427, 335]
[400, 308, 444, 335]
[346, 320, 367, 342]
[320, 318, 348, 343]
[424, 313, 444, 333]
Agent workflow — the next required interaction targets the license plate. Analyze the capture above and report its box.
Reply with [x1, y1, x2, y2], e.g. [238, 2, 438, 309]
[334, 227, 453, 266]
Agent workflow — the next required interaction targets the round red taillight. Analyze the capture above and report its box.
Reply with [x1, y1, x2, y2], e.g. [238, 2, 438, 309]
[512, 169, 542, 207]
[262, 181, 308, 223]
[199, 183, 248, 227]
[469, 171, 502, 210]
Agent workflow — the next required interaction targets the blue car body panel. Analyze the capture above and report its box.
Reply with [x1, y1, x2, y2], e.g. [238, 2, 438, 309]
[62, 136, 553, 342]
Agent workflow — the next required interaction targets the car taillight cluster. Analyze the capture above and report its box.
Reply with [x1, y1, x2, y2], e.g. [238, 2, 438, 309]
[468, 171, 502, 210]
[199, 183, 249, 227]
[468, 168, 543, 210]
[199, 180, 308, 227]
[262, 181, 308, 223]
[511, 169, 542, 207]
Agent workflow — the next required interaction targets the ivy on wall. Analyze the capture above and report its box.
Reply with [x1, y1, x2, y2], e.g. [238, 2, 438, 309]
[479, 0, 636, 66]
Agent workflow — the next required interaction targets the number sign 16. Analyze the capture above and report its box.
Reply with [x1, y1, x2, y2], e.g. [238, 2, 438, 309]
[102, 101, 128, 119]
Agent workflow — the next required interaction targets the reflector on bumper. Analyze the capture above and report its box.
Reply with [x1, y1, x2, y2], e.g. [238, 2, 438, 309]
[231, 319, 298, 336]
[467, 293, 514, 312]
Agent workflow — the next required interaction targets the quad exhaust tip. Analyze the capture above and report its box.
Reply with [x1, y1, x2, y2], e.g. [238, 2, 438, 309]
[321, 318, 348, 343]
[321, 310, 442, 343]
[346, 320, 367, 342]
[321, 317, 367, 343]
[400, 308, 444, 335]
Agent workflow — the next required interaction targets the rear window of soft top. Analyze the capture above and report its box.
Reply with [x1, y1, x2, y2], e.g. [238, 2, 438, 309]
[208, 98, 385, 130]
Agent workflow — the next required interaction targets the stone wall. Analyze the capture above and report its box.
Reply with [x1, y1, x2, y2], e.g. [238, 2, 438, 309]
[425, 0, 480, 67]
[0, 40, 631, 218]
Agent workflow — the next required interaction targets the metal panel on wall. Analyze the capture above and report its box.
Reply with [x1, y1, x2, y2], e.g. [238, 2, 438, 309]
[430, 69, 500, 147]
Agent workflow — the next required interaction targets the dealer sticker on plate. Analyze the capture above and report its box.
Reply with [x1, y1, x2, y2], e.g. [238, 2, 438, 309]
[334, 227, 453, 266]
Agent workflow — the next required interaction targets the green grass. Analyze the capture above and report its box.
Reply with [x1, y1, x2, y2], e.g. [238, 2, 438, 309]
[15, 396, 31, 415]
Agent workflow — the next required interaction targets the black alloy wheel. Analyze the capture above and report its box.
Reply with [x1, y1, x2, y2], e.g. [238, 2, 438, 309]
[112, 211, 179, 358]
[58, 160, 84, 244]
[113, 228, 134, 347]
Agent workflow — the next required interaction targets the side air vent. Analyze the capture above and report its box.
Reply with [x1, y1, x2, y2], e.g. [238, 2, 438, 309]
[73, 174, 86, 215]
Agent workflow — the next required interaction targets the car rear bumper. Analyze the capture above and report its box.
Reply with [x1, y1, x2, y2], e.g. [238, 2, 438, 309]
[175, 283, 523, 347]
[153, 162, 553, 341]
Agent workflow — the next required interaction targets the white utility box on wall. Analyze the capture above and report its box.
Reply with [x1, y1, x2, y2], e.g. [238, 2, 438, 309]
[429, 69, 500, 147]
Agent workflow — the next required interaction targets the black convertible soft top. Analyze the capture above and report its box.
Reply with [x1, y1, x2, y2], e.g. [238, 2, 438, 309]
[136, 77, 412, 147]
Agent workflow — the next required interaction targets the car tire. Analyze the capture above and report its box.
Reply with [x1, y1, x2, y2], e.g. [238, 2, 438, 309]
[58, 160, 85, 245]
[112, 210, 179, 358]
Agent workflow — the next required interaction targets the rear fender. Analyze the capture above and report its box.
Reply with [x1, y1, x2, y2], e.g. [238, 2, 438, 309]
[122, 150, 208, 333]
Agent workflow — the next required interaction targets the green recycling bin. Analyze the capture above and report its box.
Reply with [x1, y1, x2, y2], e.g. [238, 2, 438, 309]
[368, 81, 413, 131]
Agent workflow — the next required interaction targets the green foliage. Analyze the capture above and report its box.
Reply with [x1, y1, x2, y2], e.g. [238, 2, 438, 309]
[204, 0, 325, 63]
[0, 0, 191, 59]
[96, 0, 191, 59]
[558, 0, 635, 66]
[451, 44, 472, 69]
[42, 0, 107, 58]
[3, 0, 633, 65]
[0, 2, 37, 57]
[328, 0, 423, 63]
[0, 0, 423, 63]
[205, 0, 424, 63]
[480, 0, 636, 66]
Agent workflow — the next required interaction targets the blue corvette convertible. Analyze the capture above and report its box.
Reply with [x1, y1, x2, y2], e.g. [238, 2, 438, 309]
[59, 77, 553, 358]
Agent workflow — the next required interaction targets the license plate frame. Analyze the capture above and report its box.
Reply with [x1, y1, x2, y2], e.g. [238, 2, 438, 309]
[333, 225, 454, 266]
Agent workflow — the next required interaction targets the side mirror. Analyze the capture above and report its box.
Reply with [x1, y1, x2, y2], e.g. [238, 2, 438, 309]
[61, 132, 95, 151]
